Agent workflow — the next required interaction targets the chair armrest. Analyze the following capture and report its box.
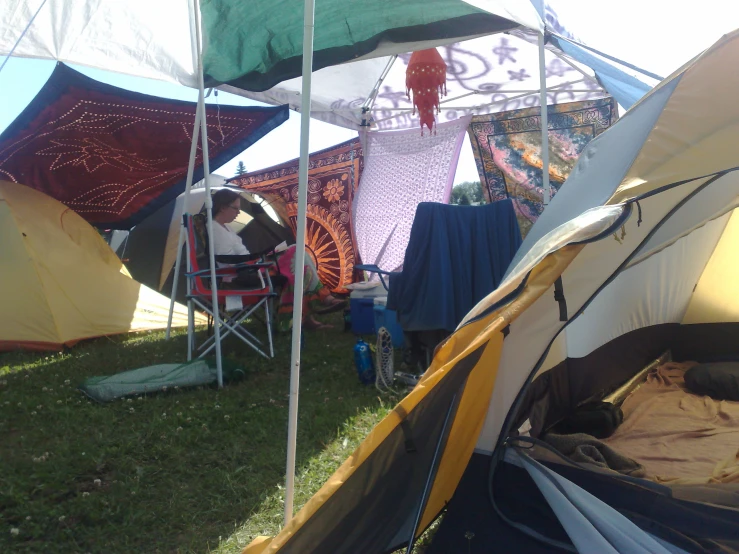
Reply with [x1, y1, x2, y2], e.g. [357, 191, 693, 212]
[354, 264, 392, 291]
[215, 253, 263, 264]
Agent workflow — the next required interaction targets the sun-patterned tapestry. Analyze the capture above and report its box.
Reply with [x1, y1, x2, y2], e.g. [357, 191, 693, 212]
[468, 97, 618, 238]
[231, 139, 363, 294]
[0, 64, 288, 229]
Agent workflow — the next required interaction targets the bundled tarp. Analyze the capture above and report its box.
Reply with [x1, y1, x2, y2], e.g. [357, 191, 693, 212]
[0, 64, 288, 229]
[79, 358, 245, 403]
[0, 181, 205, 351]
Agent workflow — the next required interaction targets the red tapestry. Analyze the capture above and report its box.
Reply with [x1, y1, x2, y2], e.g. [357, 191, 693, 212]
[0, 64, 288, 229]
[232, 139, 363, 294]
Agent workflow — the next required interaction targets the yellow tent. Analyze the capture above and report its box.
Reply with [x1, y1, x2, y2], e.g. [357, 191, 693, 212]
[243, 30, 739, 554]
[0, 181, 203, 351]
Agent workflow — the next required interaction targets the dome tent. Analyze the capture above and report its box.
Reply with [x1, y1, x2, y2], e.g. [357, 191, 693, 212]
[0, 182, 203, 351]
[243, 30, 739, 554]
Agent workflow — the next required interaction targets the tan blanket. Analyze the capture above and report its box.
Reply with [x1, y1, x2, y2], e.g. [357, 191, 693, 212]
[604, 362, 739, 484]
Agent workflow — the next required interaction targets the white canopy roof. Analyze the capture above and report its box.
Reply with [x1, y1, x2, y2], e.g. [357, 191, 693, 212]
[1, 1, 655, 131]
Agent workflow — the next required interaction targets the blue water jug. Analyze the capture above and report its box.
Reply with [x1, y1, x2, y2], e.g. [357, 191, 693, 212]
[353, 338, 375, 385]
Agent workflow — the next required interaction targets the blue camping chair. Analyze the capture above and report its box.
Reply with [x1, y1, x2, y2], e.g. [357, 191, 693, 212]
[357, 199, 522, 367]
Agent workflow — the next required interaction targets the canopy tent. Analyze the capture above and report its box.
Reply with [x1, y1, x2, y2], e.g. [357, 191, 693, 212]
[241, 30, 739, 553]
[0, 0, 661, 526]
[121, 186, 292, 296]
[0, 63, 289, 229]
[1, 1, 656, 133]
[0, 181, 205, 351]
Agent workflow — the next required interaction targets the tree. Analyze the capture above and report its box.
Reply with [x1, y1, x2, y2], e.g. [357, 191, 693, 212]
[450, 181, 485, 205]
[235, 160, 247, 176]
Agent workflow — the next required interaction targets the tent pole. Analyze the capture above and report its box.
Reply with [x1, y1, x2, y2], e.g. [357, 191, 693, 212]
[405, 393, 458, 554]
[284, 0, 316, 525]
[166, 92, 204, 340]
[538, 31, 551, 206]
[192, 0, 224, 388]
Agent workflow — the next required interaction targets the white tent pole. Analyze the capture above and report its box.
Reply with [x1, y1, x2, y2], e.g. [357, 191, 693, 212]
[538, 31, 551, 206]
[193, 0, 224, 387]
[166, 92, 204, 340]
[284, 0, 316, 525]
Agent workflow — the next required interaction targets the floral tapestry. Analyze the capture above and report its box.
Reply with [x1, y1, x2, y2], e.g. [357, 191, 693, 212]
[231, 139, 363, 293]
[468, 97, 618, 238]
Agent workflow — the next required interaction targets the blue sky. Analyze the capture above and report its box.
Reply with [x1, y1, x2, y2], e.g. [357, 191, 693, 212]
[2, 0, 738, 183]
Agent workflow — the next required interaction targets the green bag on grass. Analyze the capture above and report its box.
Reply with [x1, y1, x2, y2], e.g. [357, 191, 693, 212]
[78, 358, 246, 403]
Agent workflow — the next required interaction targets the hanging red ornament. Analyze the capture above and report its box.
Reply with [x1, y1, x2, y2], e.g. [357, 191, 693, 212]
[406, 48, 447, 135]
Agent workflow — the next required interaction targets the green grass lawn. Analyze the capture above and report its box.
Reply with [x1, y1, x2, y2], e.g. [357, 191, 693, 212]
[0, 313, 408, 553]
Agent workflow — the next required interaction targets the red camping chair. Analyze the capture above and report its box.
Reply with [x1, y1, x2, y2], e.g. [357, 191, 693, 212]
[184, 213, 277, 359]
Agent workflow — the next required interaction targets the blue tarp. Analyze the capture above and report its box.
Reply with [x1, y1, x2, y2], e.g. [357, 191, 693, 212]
[548, 35, 654, 110]
[386, 200, 522, 333]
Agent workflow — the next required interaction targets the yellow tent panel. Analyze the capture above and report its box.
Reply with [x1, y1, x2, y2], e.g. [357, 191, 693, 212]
[0, 181, 202, 351]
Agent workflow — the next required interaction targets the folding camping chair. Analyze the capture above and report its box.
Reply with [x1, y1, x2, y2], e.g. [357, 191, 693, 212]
[184, 213, 277, 359]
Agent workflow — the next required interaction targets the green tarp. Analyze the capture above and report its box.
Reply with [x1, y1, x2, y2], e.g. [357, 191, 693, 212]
[201, 0, 522, 91]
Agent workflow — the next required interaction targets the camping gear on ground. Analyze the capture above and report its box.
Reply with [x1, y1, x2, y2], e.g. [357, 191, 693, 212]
[233, 139, 363, 294]
[468, 97, 619, 238]
[78, 358, 246, 403]
[353, 117, 471, 275]
[347, 282, 386, 335]
[243, 30, 739, 554]
[542, 433, 646, 478]
[353, 338, 375, 385]
[0, 64, 289, 230]
[372, 297, 404, 348]
[549, 401, 624, 439]
[375, 327, 394, 391]
[122, 186, 292, 296]
[684, 362, 739, 401]
[0, 182, 202, 351]
[184, 213, 277, 359]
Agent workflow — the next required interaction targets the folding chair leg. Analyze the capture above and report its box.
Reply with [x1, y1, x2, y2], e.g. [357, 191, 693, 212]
[187, 299, 195, 361]
[266, 297, 274, 358]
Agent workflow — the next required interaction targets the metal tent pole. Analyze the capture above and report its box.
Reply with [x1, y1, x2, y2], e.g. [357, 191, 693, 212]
[405, 393, 458, 554]
[538, 31, 551, 206]
[166, 93, 204, 340]
[193, 0, 224, 387]
[284, 0, 316, 525]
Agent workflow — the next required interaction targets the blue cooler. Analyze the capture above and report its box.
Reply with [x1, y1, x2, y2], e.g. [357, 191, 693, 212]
[373, 297, 405, 348]
[349, 282, 385, 335]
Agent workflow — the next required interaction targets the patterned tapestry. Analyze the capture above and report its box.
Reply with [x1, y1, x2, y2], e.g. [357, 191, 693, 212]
[468, 97, 618, 238]
[0, 64, 288, 229]
[232, 139, 363, 294]
[353, 116, 471, 274]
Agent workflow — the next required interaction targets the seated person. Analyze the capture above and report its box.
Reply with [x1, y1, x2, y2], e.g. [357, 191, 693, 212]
[210, 189, 263, 289]
[210, 190, 344, 329]
[275, 244, 346, 331]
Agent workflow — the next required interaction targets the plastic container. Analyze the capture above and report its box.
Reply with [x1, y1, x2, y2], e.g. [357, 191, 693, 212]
[373, 298, 405, 348]
[353, 338, 375, 385]
[350, 298, 376, 335]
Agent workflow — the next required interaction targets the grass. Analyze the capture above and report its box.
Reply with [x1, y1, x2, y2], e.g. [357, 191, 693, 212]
[0, 311, 408, 553]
